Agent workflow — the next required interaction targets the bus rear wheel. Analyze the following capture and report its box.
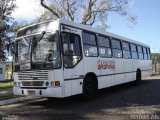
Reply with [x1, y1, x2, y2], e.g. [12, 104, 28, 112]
[134, 70, 141, 85]
[82, 75, 98, 100]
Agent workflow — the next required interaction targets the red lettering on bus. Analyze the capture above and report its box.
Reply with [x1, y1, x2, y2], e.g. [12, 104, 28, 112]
[97, 60, 115, 70]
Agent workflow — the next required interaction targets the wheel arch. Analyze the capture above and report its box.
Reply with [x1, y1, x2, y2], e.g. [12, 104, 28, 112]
[83, 72, 98, 87]
[137, 68, 141, 74]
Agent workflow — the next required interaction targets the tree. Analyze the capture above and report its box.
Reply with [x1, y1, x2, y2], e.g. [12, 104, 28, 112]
[35, 4, 63, 22]
[0, 0, 16, 61]
[40, 0, 137, 29]
[6, 20, 34, 59]
[152, 53, 160, 74]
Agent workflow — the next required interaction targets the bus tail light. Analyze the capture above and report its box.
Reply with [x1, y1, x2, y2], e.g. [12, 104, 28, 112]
[55, 81, 60, 87]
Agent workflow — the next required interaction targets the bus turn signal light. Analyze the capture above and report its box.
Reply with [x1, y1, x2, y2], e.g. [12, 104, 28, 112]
[55, 81, 60, 87]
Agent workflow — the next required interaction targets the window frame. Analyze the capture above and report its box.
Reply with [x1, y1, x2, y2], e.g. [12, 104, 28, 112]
[147, 47, 151, 60]
[122, 41, 132, 59]
[97, 35, 112, 58]
[111, 37, 123, 58]
[137, 45, 144, 60]
[130, 43, 139, 59]
[82, 31, 99, 57]
[61, 32, 83, 69]
[143, 46, 148, 60]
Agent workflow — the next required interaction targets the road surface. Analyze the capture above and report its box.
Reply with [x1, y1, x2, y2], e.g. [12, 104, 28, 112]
[0, 75, 160, 120]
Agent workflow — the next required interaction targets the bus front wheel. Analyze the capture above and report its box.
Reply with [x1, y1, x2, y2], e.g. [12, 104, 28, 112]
[82, 75, 98, 100]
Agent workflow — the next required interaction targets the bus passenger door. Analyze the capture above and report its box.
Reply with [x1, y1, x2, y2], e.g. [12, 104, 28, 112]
[61, 27, 83, 97]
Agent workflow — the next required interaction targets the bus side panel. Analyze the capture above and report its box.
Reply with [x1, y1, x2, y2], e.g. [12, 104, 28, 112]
[99, 58, 114, 89]
[132, 59, 139, 80]
[145, 60, 152, 77]
[78, 79, 83, 94]
[54, 69, 64, 97]
[114, 59, 125, 85]
[148, 60, 152, 76]
[63, 63, 84, 97]
[98, 76, 113, 89]
[144, 60, 148, 77]
[140, 60, 145, 79]
[124, 59, 133, 82]
[83, 57, 100, 86]
[64, 81, 72, 97]
[135, 60, 145, 79]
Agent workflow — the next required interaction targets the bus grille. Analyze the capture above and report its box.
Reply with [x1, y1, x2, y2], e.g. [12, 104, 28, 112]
[22, 81, 44, 86]
[18, 70, 48, 80]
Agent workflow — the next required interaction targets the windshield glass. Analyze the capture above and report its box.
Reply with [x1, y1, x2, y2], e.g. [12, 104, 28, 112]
[32, 34, 59, 62]
[16, 32, 61, 69]
[17, 37, 31, 62]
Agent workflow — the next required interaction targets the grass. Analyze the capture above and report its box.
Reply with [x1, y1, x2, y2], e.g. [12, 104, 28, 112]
[0, 81, 13, 89]
[0, 81, 24, 101]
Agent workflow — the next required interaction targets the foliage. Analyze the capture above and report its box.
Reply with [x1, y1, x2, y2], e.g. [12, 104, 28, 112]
[0, 0, 16, 61]
[0, 81, 13, 89]
[152, 53, 160, 74]
[152, 53, 160, 64]
[40, 0, 137, 29]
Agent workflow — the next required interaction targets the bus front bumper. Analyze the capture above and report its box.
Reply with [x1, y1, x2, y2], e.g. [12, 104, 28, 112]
[13, 87, 63, 98]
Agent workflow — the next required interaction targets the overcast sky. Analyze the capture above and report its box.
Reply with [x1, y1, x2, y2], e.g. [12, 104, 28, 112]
[12, 0, 43, 21]
[12, 0, 160, 53]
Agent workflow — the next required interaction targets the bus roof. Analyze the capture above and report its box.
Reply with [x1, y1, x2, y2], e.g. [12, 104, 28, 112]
[17, 18, 149, 47]
[59, 19, 149, 47]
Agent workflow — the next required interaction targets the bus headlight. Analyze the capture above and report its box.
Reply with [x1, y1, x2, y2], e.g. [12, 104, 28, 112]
[51, 82, 54, 86]
[18, 82, 20, 86]
[46, 82, 49, 86]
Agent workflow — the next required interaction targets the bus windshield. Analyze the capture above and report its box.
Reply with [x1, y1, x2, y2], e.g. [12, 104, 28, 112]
[32, 34, 59, 62]
[17, 36, 31, 62]
[16, 32, 61, 69]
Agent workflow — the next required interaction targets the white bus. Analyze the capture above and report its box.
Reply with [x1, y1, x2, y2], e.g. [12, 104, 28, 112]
[13, 19, 152, 100]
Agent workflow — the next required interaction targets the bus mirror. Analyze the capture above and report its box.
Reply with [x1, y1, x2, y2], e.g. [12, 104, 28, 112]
[70, 33, 75, 43]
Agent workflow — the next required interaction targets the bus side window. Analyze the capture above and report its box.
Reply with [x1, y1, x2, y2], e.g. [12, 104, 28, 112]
[61, 32, 82, 68]
[83, 32, 98, 57]
[130, 44, 138, 59]
[111, 38, 122, 58]
[122, 41, 131, 59]
[137, 45, 144, 59]
[147, 48, 151, 60]
[98, 35, 111, 58]
[143, 47, 148, 60]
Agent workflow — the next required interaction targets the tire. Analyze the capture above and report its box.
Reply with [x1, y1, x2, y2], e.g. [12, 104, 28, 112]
[47, 97, 55, 101]
[134, 70, 141, 85]
[47, 97, 59, 101]
[82, 75, 98, 100]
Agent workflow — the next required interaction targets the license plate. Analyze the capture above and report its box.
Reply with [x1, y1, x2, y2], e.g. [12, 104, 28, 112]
[27, 90, 35, 95]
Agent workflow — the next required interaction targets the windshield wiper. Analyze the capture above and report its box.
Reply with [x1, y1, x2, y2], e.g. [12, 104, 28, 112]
[22, 37, 29, 46]
[31, 31, 46, 52]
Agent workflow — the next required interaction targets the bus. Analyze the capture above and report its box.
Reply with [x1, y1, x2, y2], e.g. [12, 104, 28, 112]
[13, 19, 152, 100]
